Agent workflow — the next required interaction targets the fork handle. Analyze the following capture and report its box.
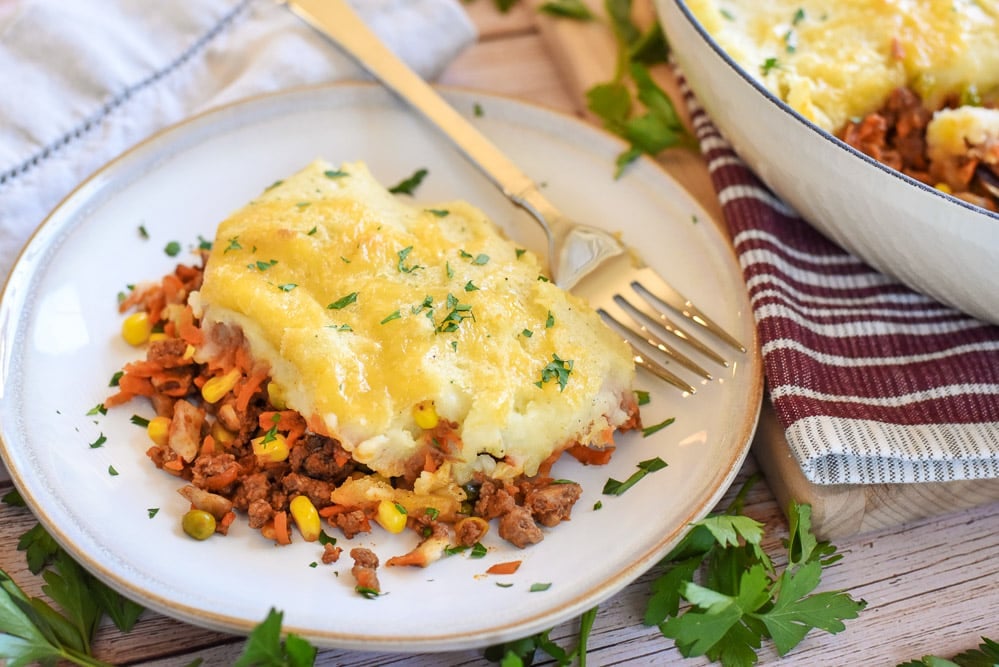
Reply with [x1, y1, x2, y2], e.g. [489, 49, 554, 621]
[288, 0, 563, 230]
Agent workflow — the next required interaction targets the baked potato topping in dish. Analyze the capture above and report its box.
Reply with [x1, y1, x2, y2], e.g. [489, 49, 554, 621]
[106, 160, 640, 564]
[688, 0, 999, 210]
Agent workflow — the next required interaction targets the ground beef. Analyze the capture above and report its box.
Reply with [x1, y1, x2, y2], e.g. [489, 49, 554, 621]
[281, 472, 334, 509]
[474, 479, 517, 520]
[321, 542, 342, 564]
[350, 547, 380, 593]
[288, 434, 358, 484]
[334, 509, 371, 539]
[454, 517, 489, 547]
[247, 498, 274, 529]
[525, 482, 582, 527]
[498, 506, 544, 548]
[191, 453, 241, 493]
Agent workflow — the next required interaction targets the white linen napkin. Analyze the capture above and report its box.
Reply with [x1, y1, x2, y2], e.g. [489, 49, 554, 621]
[0, 0, 477, 483]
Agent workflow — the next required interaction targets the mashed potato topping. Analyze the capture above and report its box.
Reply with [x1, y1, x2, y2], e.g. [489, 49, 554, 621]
[687, 0, 999, 133]
[193, 160, 636, 486]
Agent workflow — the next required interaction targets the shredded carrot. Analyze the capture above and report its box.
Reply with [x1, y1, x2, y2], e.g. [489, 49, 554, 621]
[486, 560, 522, 575]
[163, 458, 184, 473]
[235, 368, 269, 412]
[217, 511, 236, 536]
[319, 504, 354, 518]
[176, 306, 203, 346]
[273, 511, 292, 545]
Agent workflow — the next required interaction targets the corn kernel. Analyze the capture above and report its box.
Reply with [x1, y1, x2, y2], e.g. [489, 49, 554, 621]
[183, 344, 197, 360]
[201, 368, 241, 404]
[121, 312, 153, 346]
[412, 400, 439, 430]
[375, 499, 408, 534]
[147, 416, 171, 447]
[935, 183, 953, 194]
[252, 432, 289, 463]
[148, 332, 169, 343]
[210, 420, 236, 447]
[266, 381, 286, 409]
[289, 495, 321, 541]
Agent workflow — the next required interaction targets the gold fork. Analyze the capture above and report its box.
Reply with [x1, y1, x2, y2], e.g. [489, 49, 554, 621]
[286, 0, 745, 393]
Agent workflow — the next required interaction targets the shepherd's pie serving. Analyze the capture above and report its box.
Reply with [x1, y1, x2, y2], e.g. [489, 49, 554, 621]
[107, 160, 640, 570]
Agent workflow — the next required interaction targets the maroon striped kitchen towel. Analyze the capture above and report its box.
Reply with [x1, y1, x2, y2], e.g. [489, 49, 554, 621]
[682, 88, 999, 485]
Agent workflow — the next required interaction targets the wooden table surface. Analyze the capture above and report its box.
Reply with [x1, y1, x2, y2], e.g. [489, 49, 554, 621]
[3, 2, 999, 665]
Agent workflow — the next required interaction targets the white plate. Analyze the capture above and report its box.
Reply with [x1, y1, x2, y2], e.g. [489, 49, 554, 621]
[0, 84, 762, 651]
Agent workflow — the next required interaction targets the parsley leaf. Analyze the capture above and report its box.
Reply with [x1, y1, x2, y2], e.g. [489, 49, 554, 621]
[603, 456, 667, 495]
[535, 354, 573, 391]
[539, 0, 594, 20]
[233, 608, 317, 667]
[647, 483, 866, 664]
[327, 292, 358, 310]
[388, 168, 428, 195]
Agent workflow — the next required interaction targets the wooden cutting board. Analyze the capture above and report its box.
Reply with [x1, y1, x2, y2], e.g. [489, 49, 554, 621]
[531, 0, 999, 539]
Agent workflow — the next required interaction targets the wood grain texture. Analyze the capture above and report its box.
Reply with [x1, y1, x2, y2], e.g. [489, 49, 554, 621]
[3, 2, 999, 666]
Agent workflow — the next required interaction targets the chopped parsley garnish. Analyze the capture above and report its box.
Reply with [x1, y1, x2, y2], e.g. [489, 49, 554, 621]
[381, 310, 402, 324]
[89, 433, 107, 449]
[86, 403, 107, 416]
[464, 280, 479, 292]
[108, 465, 119, 476]
[224, 236, 242, 253]
[164, 241, 182, 257]
[426, 208, 450, 217]
[147, 508, 159, 518]
[535, 354, 573, 392]
[295, 201, 311, 209]
[529, 582, 552, 592]
[761, 57, 780, 75]
[318, 530, 337, 546]
[393, 502, 408, 515]
[355, 586, 381, 599]
[471, 253, 490, 265]
[326, 324, 352, 332]
[277, 283, 297, 292]
[138, 225, 149, 239]
[252, 259, 278, 271]
[792, 7, 806, 24]
[496, 582, 514, 588]
[307, 226, 318, 235]
[545, 310, 555, 328]
[436, 293, 474, 333]
[388, 168, 428, 195]
[424, 507, 440, 520]
[473, 102, 484, 117]
[324, 169, 348, 179]
[593, 500, 603, 510]
[109, 371, 123, 387]
[470, 542, 488, 558]
[635, 389, 651, 405]
[603, 456, 668, 496]
[130, 415, 150, 428]
[515, 248, 526, 258]
[197, 235, 213, 250]
[446, 262, 454, 279]
[327, 292, 358, 310]
[521, 329, 533, 338]
[265, 179, 284, 190]
[397, 246, 422, 273]
[642, 416, 675, 437]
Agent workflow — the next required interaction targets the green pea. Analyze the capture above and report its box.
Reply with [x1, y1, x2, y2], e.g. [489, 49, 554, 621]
[182, 509, 216, 540]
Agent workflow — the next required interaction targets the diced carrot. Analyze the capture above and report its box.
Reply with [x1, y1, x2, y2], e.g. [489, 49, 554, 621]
[486, 560, 522, 575]
[200, 434, 216, 458]
[217, 511, 236, 536]
[566, 444, 615, 466]
[118, 374, 154, 397]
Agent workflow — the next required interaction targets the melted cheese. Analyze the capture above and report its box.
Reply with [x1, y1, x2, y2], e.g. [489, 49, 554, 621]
[195, 160, 635, 484]
[687, 0, 999, 132]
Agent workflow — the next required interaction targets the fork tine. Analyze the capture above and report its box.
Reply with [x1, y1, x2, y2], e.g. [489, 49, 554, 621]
[601, 299, 713, 380]
[617, 291, 729, 368]
[598, 310, 698, 394]
[632, 267, 747, 354]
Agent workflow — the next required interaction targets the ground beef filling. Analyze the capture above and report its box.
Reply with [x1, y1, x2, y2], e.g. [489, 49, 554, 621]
[839, 87, 998, 212]
[106, 259, 636, 572]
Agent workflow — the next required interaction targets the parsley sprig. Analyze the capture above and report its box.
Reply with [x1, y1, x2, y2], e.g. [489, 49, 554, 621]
[644, 482, 867, 664]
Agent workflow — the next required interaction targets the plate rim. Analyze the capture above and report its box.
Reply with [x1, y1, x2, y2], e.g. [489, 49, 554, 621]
[0, 80, 763, 651]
